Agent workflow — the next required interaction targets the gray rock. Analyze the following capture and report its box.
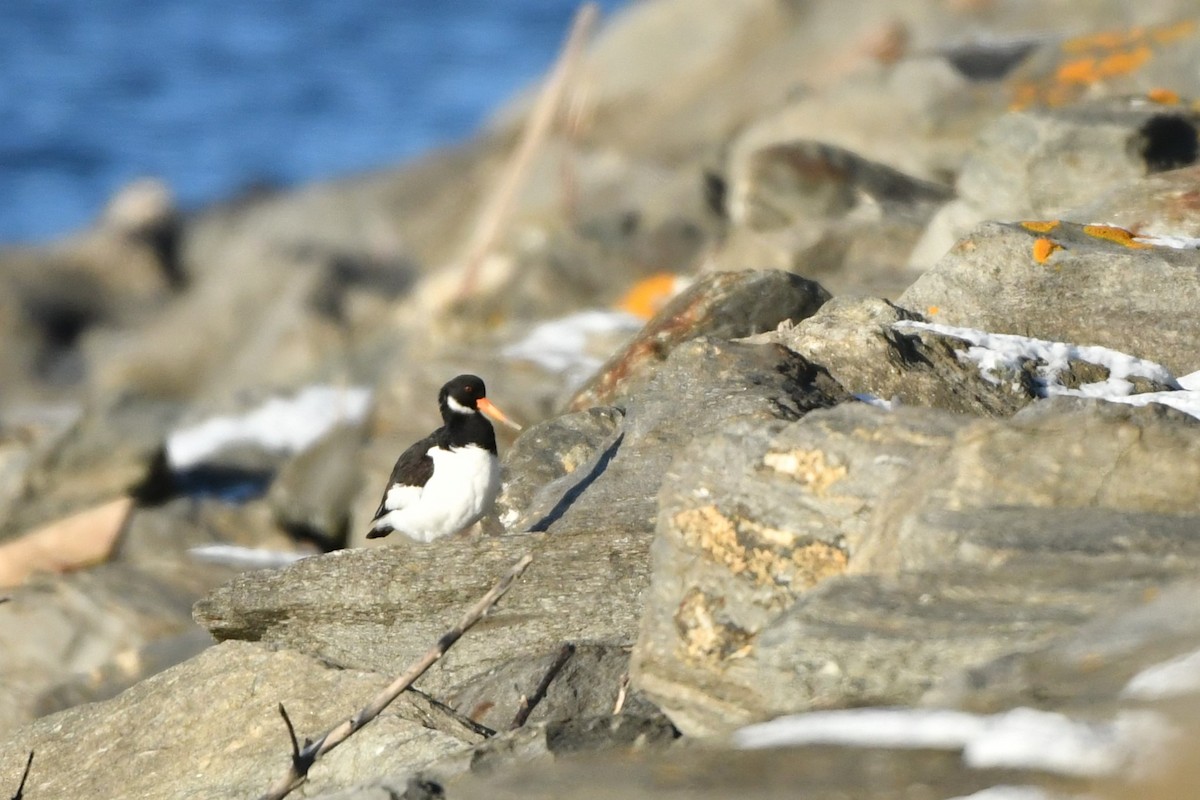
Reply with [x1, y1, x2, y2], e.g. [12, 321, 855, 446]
[910, 100, 1200, 265]
[712, 141, 951, 297]
[899, 220, 1200, 376]
[268, 422, 366, 547]
[0, 641, 477, 799]
[450, 737, 1052, 800]
[195, 530, 652, 697]
[633, 402, 1200, 735]
[927, 579, 1200, 716]
[756, 296, 1042, 415]
[568, 270, 830, 412]
[448, 643, 662, 734]
[516, 338, 847, 536]
[491, 407, 624, 534]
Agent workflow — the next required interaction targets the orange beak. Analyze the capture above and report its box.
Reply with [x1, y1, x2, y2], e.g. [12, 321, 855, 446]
[478, 397, 522, 431]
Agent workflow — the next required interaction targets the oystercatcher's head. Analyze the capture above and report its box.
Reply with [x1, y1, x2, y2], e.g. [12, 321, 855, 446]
[440, 374, 521, 430]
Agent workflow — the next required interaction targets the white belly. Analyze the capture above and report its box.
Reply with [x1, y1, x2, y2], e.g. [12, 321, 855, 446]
[376, 445, 500, 543]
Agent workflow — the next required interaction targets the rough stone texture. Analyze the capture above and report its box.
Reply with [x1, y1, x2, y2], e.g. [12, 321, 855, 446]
[0, 496, 290, 733]
[1069, 162, 1200, 237]
[909, 100, 1200, 265]
[633, 402, 1200, 736]
[491, 407, 625, 534]
[714, 141, 952, 297]
[514, 338, 848, 537]
[926, 579, 1200, 716]
[568, 270, 830, 412]
[0, 641, 478, 800]
[449, 643, 663, 734]
[195, 530, 652, 697]
[449, 740, 1061, 800]
[754, 296, 1043, 415]
[899, 220, 1200, 376]
[268, 422, 366, 547]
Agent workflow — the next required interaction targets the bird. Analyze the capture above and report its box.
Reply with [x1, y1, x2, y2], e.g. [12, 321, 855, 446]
[367, 374, 520, 543]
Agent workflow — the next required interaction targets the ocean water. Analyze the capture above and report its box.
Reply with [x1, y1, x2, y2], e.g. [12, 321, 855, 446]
[0, 0, 626, 243]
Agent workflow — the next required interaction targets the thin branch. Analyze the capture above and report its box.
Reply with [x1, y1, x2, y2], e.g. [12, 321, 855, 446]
[10, 751, 33, 800]
[612, 672, 630, 715]
[407, 687, 496, 739]
[511, 642, 575, 730]
[454, 2, 599, 300]
[258, 553, 534, 800]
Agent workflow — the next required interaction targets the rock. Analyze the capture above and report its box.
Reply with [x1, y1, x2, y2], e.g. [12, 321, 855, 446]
[633, 401, 1200, 735]
[194, 531, 652, 696]
[713, 141, 952, 297]
[511, 338, 847, 536]
[1, 394, 179, 536]
[0, 641, 479, 799]
[491, 407, 625, 534]
[927, 579, 1200, 716]
[268, 422, 366, 547]
[448, 643, 663, 734]
[449, 738, 1048, 800]
[568, 270, 830, 412]
[755, 297, 1038, 415]
[1068, 162, 1200, 236]
[899, 220, 1200, 376]
[909, 100, 1200, 266]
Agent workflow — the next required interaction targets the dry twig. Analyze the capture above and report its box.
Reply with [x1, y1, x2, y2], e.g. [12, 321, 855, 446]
[258, 553, 533, 800]
[511, 642, 575, 730]
[9, 751, 33, 800]
[612, 672, 630, 715]
[454, 2, 598, 300]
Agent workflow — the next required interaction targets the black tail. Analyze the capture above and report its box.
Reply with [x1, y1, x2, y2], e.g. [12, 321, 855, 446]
[366, 523, 392, 539]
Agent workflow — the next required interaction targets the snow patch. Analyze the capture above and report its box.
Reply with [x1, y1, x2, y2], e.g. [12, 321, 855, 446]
[1133, 234, 1200, 249]
[892, 322, 1200, 419]
[501, 310, 643, 382]
[1122, 647, 1200, 701]
[166, 385, 372, 470]
[188, 544, 313, 569]
[853, 393, 896, 410]
[734, 706, 1171, 779]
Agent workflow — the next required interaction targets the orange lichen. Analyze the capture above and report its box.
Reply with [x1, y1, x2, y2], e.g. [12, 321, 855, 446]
[616, 273, 685, 320]
[1012, 20, 1192, 109]
[1151, 19, 1197, 45]
[927, 305, 940, 316]
[1147, 87, 1181, 105]
[1056, 57, 1099, 85]
[1096, 46, 1152, 78]
[1082, 224, 1150, 248]
[1062, 30, 1138, 54]
[1020, 220, 1061, 233]
[1032, 237, 1062, 263]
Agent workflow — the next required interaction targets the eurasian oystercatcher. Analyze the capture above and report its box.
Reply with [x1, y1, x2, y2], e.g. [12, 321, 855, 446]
[367, 374, 519, 542]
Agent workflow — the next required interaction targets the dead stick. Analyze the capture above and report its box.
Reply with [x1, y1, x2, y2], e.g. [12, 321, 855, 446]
[454, 2, 598, 300]
[511, 642, 575, 730]
[9, 751, 33, 800]
[258, 553, 533, 800]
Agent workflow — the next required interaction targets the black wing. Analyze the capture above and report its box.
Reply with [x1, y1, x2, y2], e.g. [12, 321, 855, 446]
[371, 433, 437, 521]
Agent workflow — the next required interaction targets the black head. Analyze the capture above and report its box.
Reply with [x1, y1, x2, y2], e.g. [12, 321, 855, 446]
[439, 374, 487, 417]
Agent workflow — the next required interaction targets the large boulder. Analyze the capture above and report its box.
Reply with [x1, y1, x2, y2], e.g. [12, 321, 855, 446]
[899, 220, 1200, 376]
[632, 401, 1200, 735]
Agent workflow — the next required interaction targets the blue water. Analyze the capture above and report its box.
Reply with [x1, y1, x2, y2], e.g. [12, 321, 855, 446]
[0, 0, 626, 243]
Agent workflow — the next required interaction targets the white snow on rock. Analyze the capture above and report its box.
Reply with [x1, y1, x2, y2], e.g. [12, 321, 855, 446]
[734, 706, 1172, 780]
[166, 385, 372, 470]
[892, 321, 1200, 420]
[1121, 647, 1200, 701]
[188, 544, 313, 570]
[501, 310, 643, 381]
[1133, 234, 1200, 249]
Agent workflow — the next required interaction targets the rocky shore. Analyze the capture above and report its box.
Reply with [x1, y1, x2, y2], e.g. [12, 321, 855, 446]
[4, 1, 1200, 798]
